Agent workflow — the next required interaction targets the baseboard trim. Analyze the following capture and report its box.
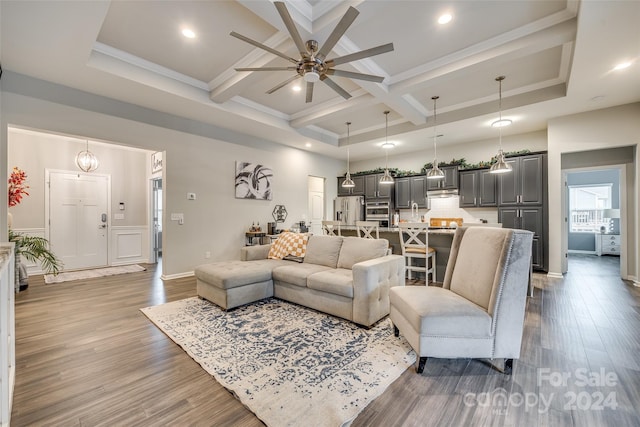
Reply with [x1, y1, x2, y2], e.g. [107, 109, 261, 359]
[161, 271, 195, 281]
[546, 272, 564, 279]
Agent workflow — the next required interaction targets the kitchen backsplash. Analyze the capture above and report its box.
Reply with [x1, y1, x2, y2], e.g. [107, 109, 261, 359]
[398, 196, 499, 224]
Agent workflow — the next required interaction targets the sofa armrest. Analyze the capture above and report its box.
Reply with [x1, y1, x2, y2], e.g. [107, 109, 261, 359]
[351, 254, 405, 327]
[241, 244, 271, 261]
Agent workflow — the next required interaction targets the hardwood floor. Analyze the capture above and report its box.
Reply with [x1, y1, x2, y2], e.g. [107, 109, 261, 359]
[11, 255, 640, 426]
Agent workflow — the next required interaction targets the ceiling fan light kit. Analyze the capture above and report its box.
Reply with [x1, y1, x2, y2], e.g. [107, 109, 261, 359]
[231, 1, 394, 103]
[489, 76, 513, 175]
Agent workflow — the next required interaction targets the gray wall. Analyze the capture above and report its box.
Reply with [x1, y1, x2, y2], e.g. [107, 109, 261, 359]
[566, 169, 620, 251]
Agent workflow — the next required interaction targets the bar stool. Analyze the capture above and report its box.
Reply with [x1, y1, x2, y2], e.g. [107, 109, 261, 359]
[321, 220, 342, 236]
[398, 223, 436, 284]
[355, 220, 379, 239]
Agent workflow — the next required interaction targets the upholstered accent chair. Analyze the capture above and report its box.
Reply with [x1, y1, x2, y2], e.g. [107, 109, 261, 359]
[390, 226, 533, 374]
[321, 220, 342, 236]
[355, 220, 380, 239]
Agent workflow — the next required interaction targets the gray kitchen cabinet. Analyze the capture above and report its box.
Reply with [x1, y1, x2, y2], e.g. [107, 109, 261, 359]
[499, 206, 543, 269]
[426, 166, 458, 190]
[365, 173, 393, 199]
[396, 175, 427, 208]
[459, 169, 497, 207]
[497, 153, 544, 206]
[337, 175, 365, 196]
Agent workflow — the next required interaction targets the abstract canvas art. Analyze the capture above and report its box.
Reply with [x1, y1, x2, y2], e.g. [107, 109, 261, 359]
[235, 161, 273, 200]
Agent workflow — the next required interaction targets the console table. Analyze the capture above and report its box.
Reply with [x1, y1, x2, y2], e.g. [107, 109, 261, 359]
[595, 233, 620, 256]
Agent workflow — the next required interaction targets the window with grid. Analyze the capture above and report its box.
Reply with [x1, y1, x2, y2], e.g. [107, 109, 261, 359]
[569, 184, 612, 232]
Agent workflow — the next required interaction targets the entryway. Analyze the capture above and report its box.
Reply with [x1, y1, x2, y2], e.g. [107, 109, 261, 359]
[46, 170, 110, 271]
[151, 178, 163, 263]
[308, 176, 325, 235]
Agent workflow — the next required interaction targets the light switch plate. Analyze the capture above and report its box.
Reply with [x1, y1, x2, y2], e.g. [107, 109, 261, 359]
[114, 213, 125, 220]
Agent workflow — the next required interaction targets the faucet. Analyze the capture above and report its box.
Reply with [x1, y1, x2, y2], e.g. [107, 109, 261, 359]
[411, 202, 419, 222]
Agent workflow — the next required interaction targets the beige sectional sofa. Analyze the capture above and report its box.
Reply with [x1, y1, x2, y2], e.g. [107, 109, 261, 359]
[195, 235, 405, 327]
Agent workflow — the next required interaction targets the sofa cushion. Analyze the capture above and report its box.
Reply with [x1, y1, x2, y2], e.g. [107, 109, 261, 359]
[390, 286, 492, 338]
[272, 263, 333, 287]
[268, 232, 308, 260]
[307, 268, 354, 298]
[303, 235, 343, 268]
[337, 237, 389, 269]
[195, 260, 280, 290]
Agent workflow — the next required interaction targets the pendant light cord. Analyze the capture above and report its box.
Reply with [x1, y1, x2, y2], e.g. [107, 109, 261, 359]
[384, 111, 390, 169]
[346, 122, 351, 172]
[498, 78, 503, 150]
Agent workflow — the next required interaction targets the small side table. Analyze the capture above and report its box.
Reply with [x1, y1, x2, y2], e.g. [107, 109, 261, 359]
[245, 231, 265, 246]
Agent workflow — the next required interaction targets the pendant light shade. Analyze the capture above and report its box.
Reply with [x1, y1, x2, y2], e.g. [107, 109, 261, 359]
[342, 122, 355, 188]
[76, 140, 99, 172]
[427, 96, 445, 180]
[489, 76, 513, 174]
[379, 111, 394, 185]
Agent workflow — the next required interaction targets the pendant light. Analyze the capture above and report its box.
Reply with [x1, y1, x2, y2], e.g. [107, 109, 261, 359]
[342, 122, 355, 188]
[426, 96, 445, 180]
[76, 139, 99, 172]
[379, 111, 394, 185]
[489, 76, 513, 174]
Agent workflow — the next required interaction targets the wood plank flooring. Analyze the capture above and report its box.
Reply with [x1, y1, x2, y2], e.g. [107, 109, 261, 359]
[11, 254, 640, 426]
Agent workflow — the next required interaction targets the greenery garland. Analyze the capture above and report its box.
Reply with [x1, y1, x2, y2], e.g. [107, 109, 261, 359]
[341, 149, 533, 176]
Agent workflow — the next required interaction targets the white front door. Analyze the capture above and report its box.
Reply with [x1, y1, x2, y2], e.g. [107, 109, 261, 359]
[308, 176, 325, 235]
[48, 171, 109, 271]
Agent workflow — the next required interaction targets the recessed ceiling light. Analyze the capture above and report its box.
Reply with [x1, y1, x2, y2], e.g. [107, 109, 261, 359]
[292, 85, 301, 92]
[613, 61, 632, 71]
[438, 13, 453, 25]
[181, 28, 196, 39]
[305, 142, 312, 148]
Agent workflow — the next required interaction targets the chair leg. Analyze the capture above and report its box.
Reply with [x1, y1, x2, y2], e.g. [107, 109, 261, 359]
[393, 325, 399, 337]
[416, 357, 427, 374]
[503, 358, 513, 375]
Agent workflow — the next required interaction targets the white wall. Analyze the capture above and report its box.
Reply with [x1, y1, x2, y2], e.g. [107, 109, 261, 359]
[1, 74, 343, 278]
[548, 103, 639, 283]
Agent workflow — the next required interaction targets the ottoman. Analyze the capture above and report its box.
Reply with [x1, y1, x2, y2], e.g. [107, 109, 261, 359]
[195, 260, 275, 310]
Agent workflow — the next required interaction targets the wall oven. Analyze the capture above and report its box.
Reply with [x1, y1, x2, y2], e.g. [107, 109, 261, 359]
[365, 201, 390, 227]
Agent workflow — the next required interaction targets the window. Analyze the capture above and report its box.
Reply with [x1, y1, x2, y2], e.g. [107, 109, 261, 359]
[569, 184, 612, 232]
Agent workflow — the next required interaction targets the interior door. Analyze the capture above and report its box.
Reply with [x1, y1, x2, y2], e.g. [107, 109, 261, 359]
[308, 176, 325, 235]
[49, 171, 109, 270]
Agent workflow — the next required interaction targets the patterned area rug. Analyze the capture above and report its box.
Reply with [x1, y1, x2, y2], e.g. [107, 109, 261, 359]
[141, 297, 416, 427]
[44, 264, 146, 284]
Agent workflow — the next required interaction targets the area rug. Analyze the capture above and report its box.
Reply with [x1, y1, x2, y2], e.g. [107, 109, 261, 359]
[141, 297, 416, 427]
[44, 264, 146, 284]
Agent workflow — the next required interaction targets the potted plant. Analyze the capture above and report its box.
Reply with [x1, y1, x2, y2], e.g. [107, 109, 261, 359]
[8, 167, 62, 290]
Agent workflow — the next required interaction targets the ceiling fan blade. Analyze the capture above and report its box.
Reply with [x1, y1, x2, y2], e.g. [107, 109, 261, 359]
[320, 75, 352, 100]
[316, 6, 359, 61]
[235, 67, 298, 72]
[326, 69, 385, 83]
[266, 75, 301, 94]
[230, 31, 298, 64]
[306, 81, 314, 103]
[274, 1, 308, 57]
[327, 43, 394, 66]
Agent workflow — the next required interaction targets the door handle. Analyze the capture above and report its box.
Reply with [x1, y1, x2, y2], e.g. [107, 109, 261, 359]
[99, 224, 107, 229]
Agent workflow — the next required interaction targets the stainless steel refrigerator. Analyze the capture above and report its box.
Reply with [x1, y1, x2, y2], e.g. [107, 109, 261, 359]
[334, 196, 364, 225]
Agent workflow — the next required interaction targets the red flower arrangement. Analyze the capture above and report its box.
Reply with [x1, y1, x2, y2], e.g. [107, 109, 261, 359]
[8, 167, 30, 207]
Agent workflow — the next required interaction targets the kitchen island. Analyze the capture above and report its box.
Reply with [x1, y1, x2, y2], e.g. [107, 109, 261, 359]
[341, 226, 455, 282]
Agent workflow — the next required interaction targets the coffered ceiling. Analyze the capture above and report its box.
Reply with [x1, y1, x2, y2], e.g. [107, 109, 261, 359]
[2, 1, 639, 160]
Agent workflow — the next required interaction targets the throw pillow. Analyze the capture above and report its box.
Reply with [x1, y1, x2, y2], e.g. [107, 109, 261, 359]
[268, 232, 308, 260]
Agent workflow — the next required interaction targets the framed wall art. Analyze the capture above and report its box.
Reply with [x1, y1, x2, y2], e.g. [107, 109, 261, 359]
[151, 151, 163, 174]
[235, 161, 273, 200]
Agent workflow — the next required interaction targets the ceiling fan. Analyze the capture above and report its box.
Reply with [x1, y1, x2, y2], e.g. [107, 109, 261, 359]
[230, 1, 394, 103]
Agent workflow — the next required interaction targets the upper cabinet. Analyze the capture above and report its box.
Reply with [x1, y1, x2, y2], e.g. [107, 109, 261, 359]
[459, 169, 497, 207]
[365, 173, 393, 199]
[337, 175, 365, 196]
[426, 166, 458, 190]
[497, 153, 544, 206]
[395, 175, 428, 209]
